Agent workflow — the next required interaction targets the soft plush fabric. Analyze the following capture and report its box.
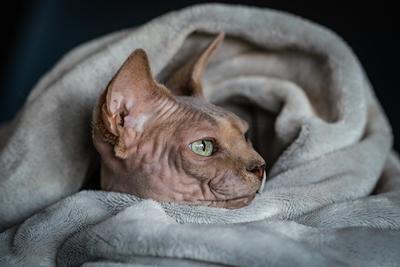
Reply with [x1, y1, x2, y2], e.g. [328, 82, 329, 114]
[1, 3, 400, 266]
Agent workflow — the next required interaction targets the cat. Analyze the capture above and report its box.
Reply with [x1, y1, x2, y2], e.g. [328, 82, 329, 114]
[92, 33, 266, 209]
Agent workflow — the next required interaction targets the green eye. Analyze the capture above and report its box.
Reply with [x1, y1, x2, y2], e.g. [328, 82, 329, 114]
[189, 140, 214, 157]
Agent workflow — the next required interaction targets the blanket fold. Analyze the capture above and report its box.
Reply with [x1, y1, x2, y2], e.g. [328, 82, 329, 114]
[1, 3, 399, 266]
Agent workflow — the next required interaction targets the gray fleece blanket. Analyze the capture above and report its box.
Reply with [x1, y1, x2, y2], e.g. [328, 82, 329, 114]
[1, 3, 400, 267]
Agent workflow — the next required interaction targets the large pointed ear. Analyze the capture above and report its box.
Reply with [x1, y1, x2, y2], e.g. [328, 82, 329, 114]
[166, 32, 224, 97]
[101, 49, 170, 142]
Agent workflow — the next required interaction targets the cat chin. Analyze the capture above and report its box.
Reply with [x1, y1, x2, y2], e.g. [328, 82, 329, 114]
[185, 194, 256, 209]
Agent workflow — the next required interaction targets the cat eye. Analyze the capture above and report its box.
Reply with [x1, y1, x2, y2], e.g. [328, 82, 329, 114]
[189, 140, 214, 157]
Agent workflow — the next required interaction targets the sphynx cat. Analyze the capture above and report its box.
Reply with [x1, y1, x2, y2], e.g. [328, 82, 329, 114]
[92, 33, 266, 209]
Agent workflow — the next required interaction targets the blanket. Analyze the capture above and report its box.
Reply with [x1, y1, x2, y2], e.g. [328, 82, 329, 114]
[1, 3, 400, 266]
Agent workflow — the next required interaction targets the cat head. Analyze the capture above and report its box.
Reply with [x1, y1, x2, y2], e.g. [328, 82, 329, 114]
[92, 33, 265, 209]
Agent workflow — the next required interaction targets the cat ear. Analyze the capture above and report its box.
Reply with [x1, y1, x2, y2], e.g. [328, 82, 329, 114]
[166, 32, 224, 97]
[101, 49, 161, 136]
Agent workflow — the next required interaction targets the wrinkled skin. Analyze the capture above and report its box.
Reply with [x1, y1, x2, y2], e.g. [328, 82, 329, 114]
[92, 33, 265, 209]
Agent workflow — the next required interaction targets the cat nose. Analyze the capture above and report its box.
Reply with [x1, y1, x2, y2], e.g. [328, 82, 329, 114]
[247, 163, 265, 180]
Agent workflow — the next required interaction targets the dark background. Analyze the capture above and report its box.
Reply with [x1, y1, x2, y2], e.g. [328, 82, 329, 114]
[1, 1, 399, 150]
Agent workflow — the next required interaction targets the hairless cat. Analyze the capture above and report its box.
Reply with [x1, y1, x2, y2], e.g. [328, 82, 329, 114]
[92, 33, 266, 209]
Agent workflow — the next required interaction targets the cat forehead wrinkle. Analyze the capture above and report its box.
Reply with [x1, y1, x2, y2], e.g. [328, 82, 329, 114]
[175, 97, 218, 126]
[175, 96, 250, 135]
[177, 96, 230, 118]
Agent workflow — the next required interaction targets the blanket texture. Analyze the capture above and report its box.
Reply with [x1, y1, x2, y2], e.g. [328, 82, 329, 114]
[1, 3, 400, 266]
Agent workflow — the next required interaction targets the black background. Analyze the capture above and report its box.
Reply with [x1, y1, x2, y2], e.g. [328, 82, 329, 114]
[1, 1, 399, 150]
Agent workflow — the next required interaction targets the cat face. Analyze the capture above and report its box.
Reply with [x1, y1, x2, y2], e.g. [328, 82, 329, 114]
[92, 33, 265, 209]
